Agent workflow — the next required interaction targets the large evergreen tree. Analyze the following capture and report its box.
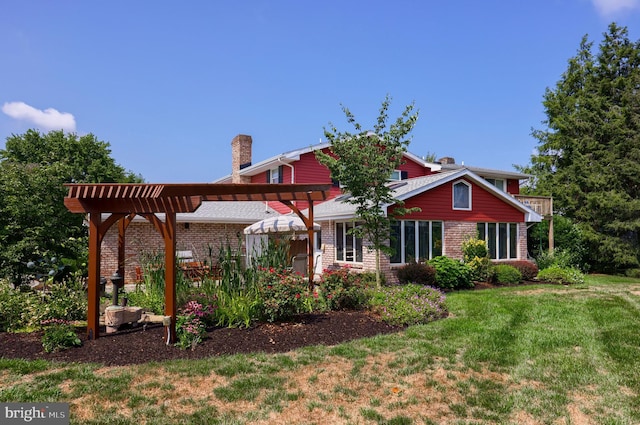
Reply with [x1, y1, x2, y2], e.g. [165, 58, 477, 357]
[0, 129, 142, 284]
[520, 23, 640, 272]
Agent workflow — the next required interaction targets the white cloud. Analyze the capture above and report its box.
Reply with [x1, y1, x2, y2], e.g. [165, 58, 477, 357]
[592, 0, 640, 16]
[2, 101, 76, 132]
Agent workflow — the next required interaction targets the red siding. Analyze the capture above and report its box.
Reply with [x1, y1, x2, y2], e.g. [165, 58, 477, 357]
[281, 165, 292, 183]
[267, 201, 294, 214]
[250, 172, 266, 183]
[295, 150, 333, 183]
[398, 157, 430, 178]
[293, 149, 435, 182]
[295, 151, 344, 205]
[249, 165, 293, 184]
[507, 179, 520, 195]
[252, 149, 344, 213]
[390, 178, 524, 222]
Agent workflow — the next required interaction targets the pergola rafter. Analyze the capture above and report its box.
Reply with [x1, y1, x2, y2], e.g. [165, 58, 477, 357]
[64, 182, 330, 343]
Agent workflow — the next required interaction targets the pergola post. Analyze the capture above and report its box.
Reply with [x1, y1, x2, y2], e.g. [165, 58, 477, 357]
[117, 218, 126, 281]
[87, 213, 102, 340]
[307, 202, 315, 284]
[164, 212, 177, 344]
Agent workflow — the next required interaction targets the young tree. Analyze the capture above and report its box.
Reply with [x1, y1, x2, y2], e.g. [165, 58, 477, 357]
[519, 23, 640, 272]
[0, 129, 142, 284]
[316, 95, 419, 286]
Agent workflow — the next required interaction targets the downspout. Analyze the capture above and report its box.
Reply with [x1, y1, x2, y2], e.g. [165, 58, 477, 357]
[279, 157, 296, 209]
[278, 157, 295, 183]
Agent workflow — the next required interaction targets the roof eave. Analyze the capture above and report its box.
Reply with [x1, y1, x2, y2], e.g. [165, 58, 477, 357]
[439, 164, 531, 180]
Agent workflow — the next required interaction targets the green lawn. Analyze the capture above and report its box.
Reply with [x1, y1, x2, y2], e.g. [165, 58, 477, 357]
[2, 275, 640, 424]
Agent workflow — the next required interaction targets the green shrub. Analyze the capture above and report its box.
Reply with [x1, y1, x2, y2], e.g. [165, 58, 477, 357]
[490, 264, 523, 285]
[395, 261, 436, 285]
[256, 268, 308, 322]
[465, 256, 492, 282]
[41, 319, 82, 353]
[462, 237, 491, 281]
[624, 268, 640, 278]
[462, 237, 489, 261]
[428, 256, 473, 291]
[536, 248, 588, 272]
[46, 279, 87, 321]
[0, 281, 29, 331]
[367, 284, 447, 326]
[0, 277, 87, 332]
[126, 285, 165, 315]
[355, 271, 380, 287]
[537, 265, 585, 285]
[318, 267, 371, 310]
[493, 260, 539, 280]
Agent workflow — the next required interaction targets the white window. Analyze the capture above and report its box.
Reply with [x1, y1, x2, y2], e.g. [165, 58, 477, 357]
[486, 178, 505, 191]
[269, 167, 280, 184]
[477, 222, 518, 259]
[453, 180, 471, 210]
[388, 170, 408, 181]
[390, 220, 443, 264]
[335, 222, 362, 263]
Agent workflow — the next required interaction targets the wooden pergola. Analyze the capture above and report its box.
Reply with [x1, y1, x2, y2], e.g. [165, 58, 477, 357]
[64, 182, 330, 343]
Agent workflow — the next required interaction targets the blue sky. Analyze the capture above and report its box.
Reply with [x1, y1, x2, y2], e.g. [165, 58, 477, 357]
[1, 1, 639, 183]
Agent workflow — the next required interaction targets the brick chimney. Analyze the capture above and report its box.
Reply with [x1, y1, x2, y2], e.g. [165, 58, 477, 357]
[231, 134, 252, 183]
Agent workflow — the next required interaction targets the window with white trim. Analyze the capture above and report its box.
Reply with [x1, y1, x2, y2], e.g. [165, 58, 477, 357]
[486, 178, 505, 191]
[388, 170, 408, 181]
[268, 167, 280, 184]
[477, 222, 518, 259]
[335, 222, 362, 263]
[390, 220, 443, 264]
[453, 180, 471, 210]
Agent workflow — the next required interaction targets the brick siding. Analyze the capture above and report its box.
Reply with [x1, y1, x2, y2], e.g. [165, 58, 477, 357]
[442, 221, 477, 259]
[101, 221, 246, 282]
[103, 219, 529, 284]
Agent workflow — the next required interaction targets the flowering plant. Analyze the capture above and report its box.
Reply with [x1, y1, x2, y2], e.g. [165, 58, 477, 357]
[175, 300, 209, 350]
[255, 267, 308, 322]
[318, 267, 372, 310]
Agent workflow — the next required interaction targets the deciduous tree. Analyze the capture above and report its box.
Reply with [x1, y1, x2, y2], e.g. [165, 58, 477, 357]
[316, 95, 419, 286]
[0, 129, 142, 284]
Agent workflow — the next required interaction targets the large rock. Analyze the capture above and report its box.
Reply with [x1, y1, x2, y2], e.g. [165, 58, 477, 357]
[104, 306, 143, 333]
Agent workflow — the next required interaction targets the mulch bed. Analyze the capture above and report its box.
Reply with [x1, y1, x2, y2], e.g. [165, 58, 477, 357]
[0, 311, 404, 366]
[0, 281, 553, 367]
